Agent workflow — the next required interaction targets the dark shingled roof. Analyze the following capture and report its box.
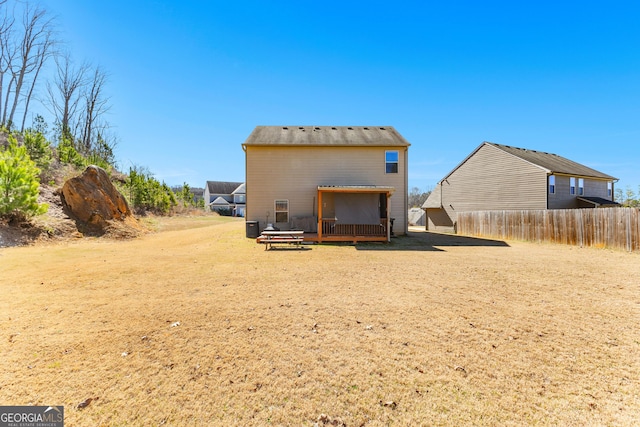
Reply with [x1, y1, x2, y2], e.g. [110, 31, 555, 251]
[242, 126, 410, 147]
[577, 196, 621, 207]
[206, 181, 243, 194]
[488, 142, 616, 180]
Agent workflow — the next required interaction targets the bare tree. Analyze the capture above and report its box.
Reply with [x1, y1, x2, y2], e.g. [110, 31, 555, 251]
[80, 65, 110, 154]
[0, 1, 15, 126]
[45, 53, 87, 140]
[408, 186, 432, 209]
[20, 22, 55, 131]
[4, 3, 55, 129]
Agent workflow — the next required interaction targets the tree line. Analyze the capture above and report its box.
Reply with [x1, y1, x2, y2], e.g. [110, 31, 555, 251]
[0, 0, 114, 160]
[0, 1, 204, 221]
[615, 186, 640, 207]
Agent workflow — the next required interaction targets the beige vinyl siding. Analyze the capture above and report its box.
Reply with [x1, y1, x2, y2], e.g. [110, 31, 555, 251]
[441, 144, 547, 225]
[425, 207, 453, 230]
[245, 145, 407, 234]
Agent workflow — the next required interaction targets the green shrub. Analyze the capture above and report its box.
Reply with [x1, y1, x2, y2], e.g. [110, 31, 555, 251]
[126, 166, 177, 215]
[57, 137, 84, 168]
[23, 129, 52, 171]
[214, 207, 233, 216]
[0, 137, 48, 220]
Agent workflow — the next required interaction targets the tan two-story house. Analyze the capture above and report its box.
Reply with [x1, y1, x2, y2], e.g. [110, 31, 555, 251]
[424, 142, 618, 232]
[242, 126, 410, 242]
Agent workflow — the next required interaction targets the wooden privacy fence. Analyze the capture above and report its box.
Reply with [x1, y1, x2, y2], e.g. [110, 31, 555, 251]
[457, 208, 640, 252]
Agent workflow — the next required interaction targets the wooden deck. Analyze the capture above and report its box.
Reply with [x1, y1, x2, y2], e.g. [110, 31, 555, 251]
[302, 233, 388, 243]
[315, 219, 389, 243]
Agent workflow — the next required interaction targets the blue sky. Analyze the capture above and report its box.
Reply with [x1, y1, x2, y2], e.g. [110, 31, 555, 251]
[40, 0, 640, 192]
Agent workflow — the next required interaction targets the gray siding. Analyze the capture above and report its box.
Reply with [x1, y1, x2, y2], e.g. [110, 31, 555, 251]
[427, 144, 547, 231]
[548, 175, 575, 209]
[549, 175, 613, 209]
[246, 145, 408, 234]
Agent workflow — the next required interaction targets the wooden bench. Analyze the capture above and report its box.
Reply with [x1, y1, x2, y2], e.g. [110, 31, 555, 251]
[256, 230, 305, 250]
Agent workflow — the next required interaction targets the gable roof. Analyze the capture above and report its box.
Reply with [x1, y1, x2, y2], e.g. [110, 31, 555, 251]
[206, 181, 243, 194]
[422, 184, 442, 208]
[488, 143, 616, 180]
[242, 126, 410, 147]
[231, 183, 245, 195]
[209, 196, 230, 206]
[438, 142, 617, 183]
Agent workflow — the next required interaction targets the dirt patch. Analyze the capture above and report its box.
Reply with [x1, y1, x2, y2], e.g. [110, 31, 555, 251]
[1, 217, 639, 426]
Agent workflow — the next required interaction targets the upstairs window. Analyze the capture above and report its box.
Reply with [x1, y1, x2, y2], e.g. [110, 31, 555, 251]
[275, 200, 289, 223]
[549, 175, 555, 194]
[570, 177, 576, 195]
[578, 178, 584, 196]
[385, 150, 398, 174]
[608, 181, 612, 197]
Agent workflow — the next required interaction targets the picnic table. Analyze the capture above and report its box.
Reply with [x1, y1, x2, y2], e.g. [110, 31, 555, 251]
[256, 230, 305, 250]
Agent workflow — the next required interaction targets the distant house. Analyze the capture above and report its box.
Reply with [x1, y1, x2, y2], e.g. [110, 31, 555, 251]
[204, 181, 245, 216]
[231, 183, 246, 217]
[408, 207, 426, 226]
[242, 126, 410, 242]
[423, 142, 619, 232]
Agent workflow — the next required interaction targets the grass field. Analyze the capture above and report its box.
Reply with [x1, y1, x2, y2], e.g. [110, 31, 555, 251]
[1, 216, 639, 426]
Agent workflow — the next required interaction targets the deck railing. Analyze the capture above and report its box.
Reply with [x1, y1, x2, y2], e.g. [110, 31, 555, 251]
[321, 219, 387, 237]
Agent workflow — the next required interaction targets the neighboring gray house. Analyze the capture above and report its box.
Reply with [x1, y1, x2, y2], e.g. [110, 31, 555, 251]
[242, 126, 410, 242]
[204, 181, 245, 216]
[231, 183, 246, 217]
[423, 142, 619, 232]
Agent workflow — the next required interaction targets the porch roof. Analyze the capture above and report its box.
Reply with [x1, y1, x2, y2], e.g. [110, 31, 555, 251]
[317, 185, 395, 195]
[577, 196, 620, 207]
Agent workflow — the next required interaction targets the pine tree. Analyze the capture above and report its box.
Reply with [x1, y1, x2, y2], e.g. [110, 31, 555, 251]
[23, 129, 52, 171]
[0, 137, 48, 220]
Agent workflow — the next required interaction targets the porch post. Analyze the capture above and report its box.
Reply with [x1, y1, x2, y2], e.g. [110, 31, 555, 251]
[386, 192, 391, 242]
[317, 189, 323, 242]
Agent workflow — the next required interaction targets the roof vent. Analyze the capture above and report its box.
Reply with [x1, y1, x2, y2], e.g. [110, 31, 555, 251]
[314, 127, 320, 130]
[331, 127, 337, 130]
[347, 127, 353, 130]
[282, 127, 288, 130]
[363, 127, 369, 130]
[379, 127, 386, 130]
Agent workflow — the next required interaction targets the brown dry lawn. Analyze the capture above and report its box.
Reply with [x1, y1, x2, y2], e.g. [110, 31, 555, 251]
[1, 216, 639, 426]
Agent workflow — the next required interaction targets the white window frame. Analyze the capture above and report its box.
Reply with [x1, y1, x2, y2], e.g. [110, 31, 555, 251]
[607, 181, 612, 197]
[274, 199, 289, 223]
[385, 150, 399, 174]
[548, 175, 555, 194]
[578, 178, 584, 196]
[570, 177, 576, 195]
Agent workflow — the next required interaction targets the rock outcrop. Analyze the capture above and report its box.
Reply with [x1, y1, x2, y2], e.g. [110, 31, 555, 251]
[60, 165, 139, 235]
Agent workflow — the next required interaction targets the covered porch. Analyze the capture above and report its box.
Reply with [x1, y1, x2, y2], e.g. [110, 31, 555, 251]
[314, 185, 395, 243]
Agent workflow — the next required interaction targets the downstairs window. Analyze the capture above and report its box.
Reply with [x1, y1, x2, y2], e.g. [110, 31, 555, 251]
[275, 200, 289, 223]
